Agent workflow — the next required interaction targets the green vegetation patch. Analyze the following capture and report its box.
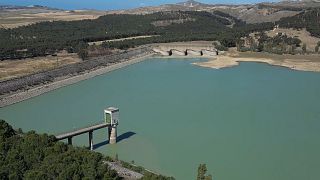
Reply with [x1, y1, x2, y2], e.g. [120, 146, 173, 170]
[0, 120, 173, 180]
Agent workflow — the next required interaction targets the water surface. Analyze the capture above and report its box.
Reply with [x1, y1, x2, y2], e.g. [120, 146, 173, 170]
[1, 58, 320, 180]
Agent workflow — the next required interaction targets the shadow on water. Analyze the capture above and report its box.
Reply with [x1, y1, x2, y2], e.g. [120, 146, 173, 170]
[93, 131, 136, 150]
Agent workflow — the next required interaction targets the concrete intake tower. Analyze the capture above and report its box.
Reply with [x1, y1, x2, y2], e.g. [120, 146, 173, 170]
[104, 107, 119, 144]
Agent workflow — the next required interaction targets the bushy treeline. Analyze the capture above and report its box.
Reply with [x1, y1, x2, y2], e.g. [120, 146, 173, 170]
[0, 120, 174, 180]
[238, 32, 303, 54]
[0, 120, 120, 179]
[278, 8, 320, 37]
[0, 13, 154, 60]
[258, 32, 302, 54]
[102, 19, 274, 49]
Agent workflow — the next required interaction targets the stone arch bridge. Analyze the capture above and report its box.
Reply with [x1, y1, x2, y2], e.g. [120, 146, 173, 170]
[152, 42, 218, 57]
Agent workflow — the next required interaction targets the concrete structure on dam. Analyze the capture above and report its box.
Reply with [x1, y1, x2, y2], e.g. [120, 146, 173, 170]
[153, 41, 218, 57]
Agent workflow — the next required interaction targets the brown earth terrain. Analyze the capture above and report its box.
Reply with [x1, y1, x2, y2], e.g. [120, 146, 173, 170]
[0, 52, 81, 81]
[0, 9, 105, 28]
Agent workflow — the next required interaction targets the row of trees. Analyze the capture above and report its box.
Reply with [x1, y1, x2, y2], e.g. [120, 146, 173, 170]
[237, 32, 305, 54]
[315, 41, 320, 53]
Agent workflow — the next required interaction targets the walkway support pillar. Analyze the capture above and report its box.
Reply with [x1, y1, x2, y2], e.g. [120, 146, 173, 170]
[89, 130, 93, 150]
[108, 126, 117, 144]
[68, 137, 72, 145]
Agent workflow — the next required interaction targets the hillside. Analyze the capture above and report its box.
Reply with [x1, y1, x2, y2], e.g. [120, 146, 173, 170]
[106, 0, 320, 23]
[1, 10, 265, 60]
[278, 7, 320, 37]
[0, 1, 319, 61]
[1, 0, 320, 28]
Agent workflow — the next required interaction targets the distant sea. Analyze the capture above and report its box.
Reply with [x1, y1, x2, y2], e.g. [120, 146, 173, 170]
[0, 0, 277, 11]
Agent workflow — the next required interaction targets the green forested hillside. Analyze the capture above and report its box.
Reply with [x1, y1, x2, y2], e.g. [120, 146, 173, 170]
[0, 11, 273, 60]
[0, 8, 319, 60]
[278, 8, 320, 37]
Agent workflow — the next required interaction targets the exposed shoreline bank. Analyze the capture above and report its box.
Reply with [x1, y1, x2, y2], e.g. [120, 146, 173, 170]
[193, 50, 320, 72]
[0, 52, 155, 108]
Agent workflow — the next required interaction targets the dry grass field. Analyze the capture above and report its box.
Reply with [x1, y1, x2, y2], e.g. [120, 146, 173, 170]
[0, 9, 106, 28]
[0, 52, 81, 81]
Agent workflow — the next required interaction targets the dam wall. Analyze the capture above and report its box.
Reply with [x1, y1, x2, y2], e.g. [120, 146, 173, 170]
[202, 49, 218, 56]
[171, 49, 186, 56]
[186, 49, 202, 56]
[153, 41, 218, 57]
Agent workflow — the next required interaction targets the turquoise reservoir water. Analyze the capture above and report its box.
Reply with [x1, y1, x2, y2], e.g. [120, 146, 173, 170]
[1, 58, 320, 180]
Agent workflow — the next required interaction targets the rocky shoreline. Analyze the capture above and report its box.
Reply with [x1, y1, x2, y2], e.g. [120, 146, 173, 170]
[106, 161, 143, 180]
[0, 47, 155, 107]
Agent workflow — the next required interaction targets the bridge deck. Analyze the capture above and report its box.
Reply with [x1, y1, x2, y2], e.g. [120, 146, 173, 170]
[55, 122, 110, 140]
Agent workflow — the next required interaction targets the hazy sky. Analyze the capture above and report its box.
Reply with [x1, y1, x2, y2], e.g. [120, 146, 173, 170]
[1, 0, 279, 10]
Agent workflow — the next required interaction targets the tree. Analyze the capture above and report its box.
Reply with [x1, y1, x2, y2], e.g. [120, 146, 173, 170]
[78, 49, 88, 60]
[0, 119, 15, 140]
[236, 39, 244, 51]
[213, 41, 228, 51]
[289, 44, 296, 55]
[302, 43, 307, 54]
[197, 164, 212, 180]
[316, 41, 320, 53]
